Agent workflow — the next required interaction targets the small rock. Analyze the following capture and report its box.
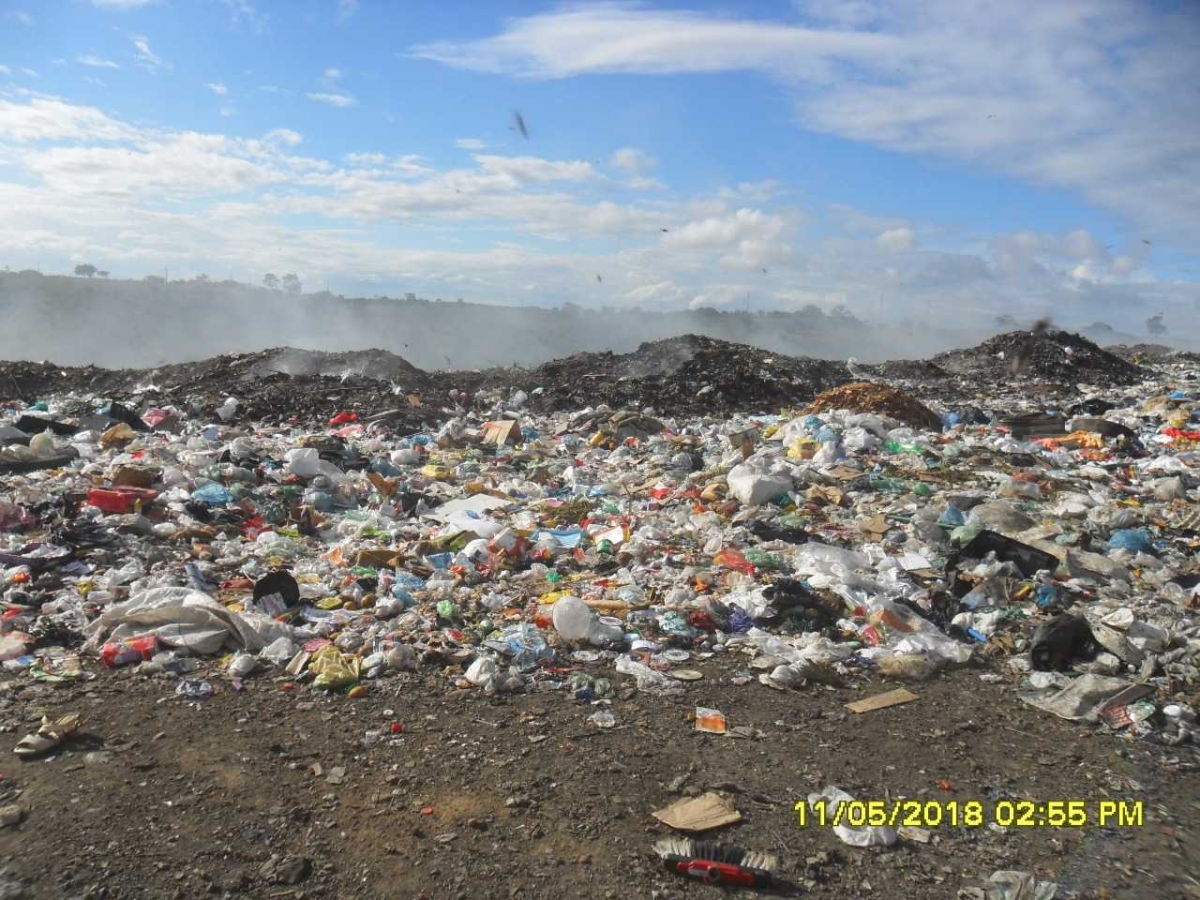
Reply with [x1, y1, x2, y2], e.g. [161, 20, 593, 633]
[260, 856, 311, 886]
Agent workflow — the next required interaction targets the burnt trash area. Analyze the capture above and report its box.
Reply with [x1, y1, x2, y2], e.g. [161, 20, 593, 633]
[507, 334, 855, 416]
[933, 329, 1148, 388]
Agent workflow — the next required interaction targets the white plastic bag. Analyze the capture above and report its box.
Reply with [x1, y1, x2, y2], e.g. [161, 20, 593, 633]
[807, 786, 897, 847]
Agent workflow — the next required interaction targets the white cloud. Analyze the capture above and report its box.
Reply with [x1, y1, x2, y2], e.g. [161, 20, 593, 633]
[718, 180, 781, 203]
[662, 208, 783, 250]
[455, 138, 486, 150]
[133, 35, 166, 70]
[662, 208, 791, 271]
[92, 0, 158, 8]
[392, 154, 433, 176]
[77, 55, 121, 70]
[264, 128, 303, 147]
[323, 67, 342, 81]
[0, 97, 137, 142]
[307, 92, 356, 107]
[411, 2, 1200, 245]
[206, 82, 228, 96]
[623, 281, 686, 308]
[410, 6, 880, 80]
[336, 0, 359, 24]
[0, 65, 10, 76]
[689, 284, 751, 310]
[219, 106, 237, 117]
[473, 154, 596, 184]
[0, 94, 1194, 336]
[22, 134, 289, 198]
[877, 227, 914, 252]
[625, 176, 666, 191]
[5, 10, 33, 25]
[611, 146, 656, 173]
[22, 69, 38, 77]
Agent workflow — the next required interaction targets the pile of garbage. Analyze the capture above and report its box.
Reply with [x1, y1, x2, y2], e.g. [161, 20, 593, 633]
[933, 329, 1147, 387]
[515, 334, 853, 415]
[1, 337, 1199, 755]
[805, 381, 943, 430]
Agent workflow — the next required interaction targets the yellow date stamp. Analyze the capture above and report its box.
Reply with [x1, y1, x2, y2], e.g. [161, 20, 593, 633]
[795, 798, 1144, 829]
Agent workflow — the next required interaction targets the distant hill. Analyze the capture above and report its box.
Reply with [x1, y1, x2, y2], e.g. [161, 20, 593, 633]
[0, 270, 1167, 369]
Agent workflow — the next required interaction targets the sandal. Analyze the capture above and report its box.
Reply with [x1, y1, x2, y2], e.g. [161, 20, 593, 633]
[14, 713, 80, 759]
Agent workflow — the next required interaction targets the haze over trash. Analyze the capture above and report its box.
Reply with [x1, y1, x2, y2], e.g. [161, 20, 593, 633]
[0, 270, 1173, 370]
[0, 0, 1197, 353]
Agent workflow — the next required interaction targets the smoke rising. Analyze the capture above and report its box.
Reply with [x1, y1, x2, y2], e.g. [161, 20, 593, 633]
[0, 271, 1171, 370]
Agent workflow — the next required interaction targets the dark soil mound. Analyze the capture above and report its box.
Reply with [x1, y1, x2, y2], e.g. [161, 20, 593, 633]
[517, 334, 852, 416]
[933, 330, 1146, 386]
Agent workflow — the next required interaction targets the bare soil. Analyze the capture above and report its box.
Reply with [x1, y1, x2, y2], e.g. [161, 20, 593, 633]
[0, 659, 1195, 900]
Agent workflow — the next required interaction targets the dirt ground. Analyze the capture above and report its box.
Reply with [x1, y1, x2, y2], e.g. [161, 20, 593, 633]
[0, 657, 1195, 900]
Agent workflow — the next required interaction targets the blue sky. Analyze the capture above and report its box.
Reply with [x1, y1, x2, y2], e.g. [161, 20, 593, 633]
[0, 0, 1197, 332]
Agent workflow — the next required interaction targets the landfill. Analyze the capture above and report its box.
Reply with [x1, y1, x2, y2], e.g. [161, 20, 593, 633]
[1, 327, 1198, 899]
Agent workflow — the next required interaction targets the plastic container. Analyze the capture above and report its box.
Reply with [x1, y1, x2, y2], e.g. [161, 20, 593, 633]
[551, 595, 594, 641]
[88, 487, 159, 514]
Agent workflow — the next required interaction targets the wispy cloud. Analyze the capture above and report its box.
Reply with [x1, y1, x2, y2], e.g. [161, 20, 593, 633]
[0, 66, 10, 77]
[5, 10, 33, 25]
[877, 227, 915, 252]
[336, 0, 358, 25]
[206, 82, 228, 95]
[0, 93, 1195, 337]
[133, 35, 166, 70]
[611, 147, 656, 174]
[219, 105, 237, 117]
[220, 0, 265, 30]
[92, 0, 159, 8]
[307, 92, 356, 108]
[455, 138, 486, 150]
[77, 55, 121, 70]
[411, 1, 1200, 245]
[347, 152, 386, 166]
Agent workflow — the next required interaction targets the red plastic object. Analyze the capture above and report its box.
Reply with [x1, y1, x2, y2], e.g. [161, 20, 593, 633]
[100, 635, 158, 667]
[670, 860, 761, 888]
[329, 411, 358, 425]
[88, 486, 158, 514]
[712, 547, 755, 575]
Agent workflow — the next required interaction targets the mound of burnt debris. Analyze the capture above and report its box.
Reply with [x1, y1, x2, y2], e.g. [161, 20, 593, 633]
[933, 329, 1147, 386]
[0, 331, 1183, 428]
[1106, 344, 1200, 366]
[515, 334, 853, 416]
